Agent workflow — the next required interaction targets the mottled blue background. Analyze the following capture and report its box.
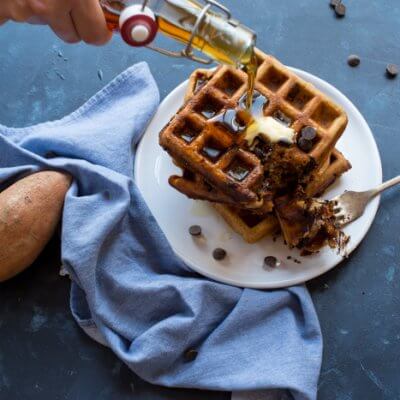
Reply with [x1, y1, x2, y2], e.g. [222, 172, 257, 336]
[0, 0, 399, 399]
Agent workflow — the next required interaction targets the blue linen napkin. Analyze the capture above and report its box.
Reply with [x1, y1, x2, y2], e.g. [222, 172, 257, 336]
[0, 62, 322, 400]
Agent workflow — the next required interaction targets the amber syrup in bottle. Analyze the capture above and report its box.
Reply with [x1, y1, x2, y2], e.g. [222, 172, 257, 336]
[100, 0, 258, 112]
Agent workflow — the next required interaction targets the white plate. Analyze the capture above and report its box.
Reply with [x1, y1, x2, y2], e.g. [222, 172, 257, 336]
[135, 67, 382, 289]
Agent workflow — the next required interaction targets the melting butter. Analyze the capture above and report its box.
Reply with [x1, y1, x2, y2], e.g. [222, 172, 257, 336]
[245, 116, 295, 145]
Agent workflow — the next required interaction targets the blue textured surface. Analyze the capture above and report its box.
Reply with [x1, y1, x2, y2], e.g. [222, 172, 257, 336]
[0, 0, 399, 399]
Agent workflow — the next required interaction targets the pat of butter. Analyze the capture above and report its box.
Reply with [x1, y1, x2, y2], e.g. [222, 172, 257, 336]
[245, 116, 295, 145]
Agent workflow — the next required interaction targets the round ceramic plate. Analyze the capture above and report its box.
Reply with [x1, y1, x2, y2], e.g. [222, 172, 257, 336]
[135, 67, 382, 289]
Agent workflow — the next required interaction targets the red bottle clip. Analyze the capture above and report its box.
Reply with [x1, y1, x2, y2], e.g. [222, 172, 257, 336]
[119, 5, 158, 47]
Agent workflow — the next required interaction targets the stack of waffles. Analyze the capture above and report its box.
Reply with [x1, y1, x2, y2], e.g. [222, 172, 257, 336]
[159, 49, 351, 254]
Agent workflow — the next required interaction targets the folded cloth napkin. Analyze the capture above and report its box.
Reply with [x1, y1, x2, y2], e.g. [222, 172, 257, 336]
[0, 62, 322, 400]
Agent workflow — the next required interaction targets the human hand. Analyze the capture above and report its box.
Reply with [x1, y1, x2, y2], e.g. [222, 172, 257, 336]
[0, 0, 112, 45]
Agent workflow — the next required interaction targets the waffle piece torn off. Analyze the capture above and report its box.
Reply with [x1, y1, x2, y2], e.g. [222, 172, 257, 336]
[213, 149, 351, 244]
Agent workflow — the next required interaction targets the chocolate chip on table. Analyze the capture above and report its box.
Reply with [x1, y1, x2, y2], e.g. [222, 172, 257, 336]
[386, 64, 398, 79]
[334, 3, 346, 17]
[184, 349, 198, 362]
[213, 248, 227, 260]
[347, 54, 361, 67]
[330, 0, 341, 8]
[264, 256, 279, 269]
[189, 225, 202, 236]
[297, 137, 314, 152]
[44, 151, 58, 159]
[300, 126, 317, 141]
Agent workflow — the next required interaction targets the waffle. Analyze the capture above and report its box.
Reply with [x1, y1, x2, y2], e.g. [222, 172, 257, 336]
[159, 49, 348, 209]
[274, 192, 341, 255]
[169, 65, 346, 213]
[169, 168, 273, 213]
[306, 149, 351, 197]
[169, 168, 245, 206]
[213, 149, 351, 243]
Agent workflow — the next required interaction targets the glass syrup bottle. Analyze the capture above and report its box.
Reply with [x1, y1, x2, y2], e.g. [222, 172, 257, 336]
[100, 0, 258, 109]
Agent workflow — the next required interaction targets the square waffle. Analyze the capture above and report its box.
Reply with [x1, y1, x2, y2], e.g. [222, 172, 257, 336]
[168, 65, 347, 214]
[159, 49, 348, 209]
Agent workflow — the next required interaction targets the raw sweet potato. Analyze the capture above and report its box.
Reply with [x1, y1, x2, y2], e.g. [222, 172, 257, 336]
[0, 171, 72, 282]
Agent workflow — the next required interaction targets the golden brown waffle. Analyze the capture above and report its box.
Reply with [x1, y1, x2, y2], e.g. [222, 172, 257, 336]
[160, 102, 265, 205]
[252, 49, 348, 164]
[168, 67, 347, 214]
[213, 203, 279, 244]
[160, 49, 348, 208]
[213, 149, 351, 243]
[306, 149, 351, 197]
[169, 169, 241, 205]
[169, 166, 274, 213]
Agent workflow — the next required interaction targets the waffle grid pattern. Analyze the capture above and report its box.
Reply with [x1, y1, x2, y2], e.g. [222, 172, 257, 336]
[159, 49, 351, 244]
[160, 50, 348, 207]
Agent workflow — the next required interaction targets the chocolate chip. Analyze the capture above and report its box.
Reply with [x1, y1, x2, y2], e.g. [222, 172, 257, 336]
[300, 126, 317, 141]
[330, 0, 341, 8]
[264, 256, 279, 268]
[184, 349, 198, 362]
[347, 54, 360, 67]
[213, 248, 226, 260]
[189, 225, 202, 236]
[44, 151, 57, 159]
[297, 137, 314, 152]
[386, 64, 398, 79]
[334, 3, 346, 17]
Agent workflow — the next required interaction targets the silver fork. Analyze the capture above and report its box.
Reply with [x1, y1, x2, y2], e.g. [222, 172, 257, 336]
[332, 175, 400, 227]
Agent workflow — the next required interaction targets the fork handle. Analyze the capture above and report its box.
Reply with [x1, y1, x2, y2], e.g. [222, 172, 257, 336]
[370, 175, 400, 197]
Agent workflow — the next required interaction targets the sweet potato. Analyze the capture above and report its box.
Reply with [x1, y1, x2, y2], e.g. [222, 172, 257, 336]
[0, 171, 72, 282]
